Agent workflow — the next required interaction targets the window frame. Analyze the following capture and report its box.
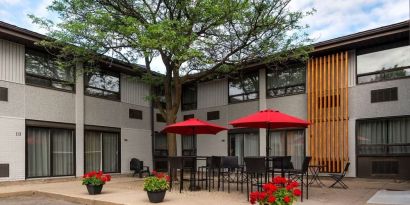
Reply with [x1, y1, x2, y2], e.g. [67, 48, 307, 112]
[84, 70, 121, 101]
[228, 129, 260, 165]
[228, 71, 259, 104]
[266, 64, 306, 98]
[356, 116, 410, 157]
[25, 126, 76, 179]
[356, 42, 410, 85]
[181, 83, 197, 111]
[25, 49, 75, 92]
[83, 129, 121, 174]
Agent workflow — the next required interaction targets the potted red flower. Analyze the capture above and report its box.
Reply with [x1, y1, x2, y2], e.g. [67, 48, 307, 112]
[249, 176, 301, 205]
[82, 171, 111, 195]
[143, 171, 170, 203]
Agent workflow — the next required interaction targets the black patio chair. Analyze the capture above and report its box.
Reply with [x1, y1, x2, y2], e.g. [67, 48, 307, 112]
[130, 158, 150, 178]
[197, 157, 212, 190]
[208, 156, 222, 192]
[219, 156, 244, 193]
[244, 157, 267, 201]
[168, 157, 185, 193]
[329, 162, 350, 189]
[287, 156, 312, 202]
[269, 156, 293, 178]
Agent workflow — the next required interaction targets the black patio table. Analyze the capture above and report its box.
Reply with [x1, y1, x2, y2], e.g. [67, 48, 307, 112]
[308, 164, 326, 187]
[167, 156, 208, 192]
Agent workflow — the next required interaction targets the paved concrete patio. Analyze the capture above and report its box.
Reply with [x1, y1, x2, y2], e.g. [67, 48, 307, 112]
[0, 176, 409, 205]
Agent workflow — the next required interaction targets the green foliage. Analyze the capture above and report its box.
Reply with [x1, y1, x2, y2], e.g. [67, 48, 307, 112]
[143, 173, 170, 192]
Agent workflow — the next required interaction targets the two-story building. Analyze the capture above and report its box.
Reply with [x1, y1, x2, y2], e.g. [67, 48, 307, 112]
[0, 20, 409, 181]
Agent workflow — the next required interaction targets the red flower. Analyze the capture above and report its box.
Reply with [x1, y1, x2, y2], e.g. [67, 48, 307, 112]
[286, 184, 293, 191]
[268, 196, 276, 203]
[273, 176, 286, 185]
[284, 196, 291, 203]
[290, 181, 299, 188]
[257, 192, 267, 200]
[249, 192, 259, 204]
[263, 183, 277, 193]
[152, 170, 157, 176]
[165, 175, 170, 182]
[293, 189, 302, 196]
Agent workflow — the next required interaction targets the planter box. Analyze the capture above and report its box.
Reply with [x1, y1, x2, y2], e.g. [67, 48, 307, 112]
[147, 190, 166, 203]
[86, 184, 103, 195]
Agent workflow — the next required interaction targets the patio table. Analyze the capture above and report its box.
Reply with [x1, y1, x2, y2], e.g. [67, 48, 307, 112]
[168, 156, 208, 192]
[308, 164, 326, 187]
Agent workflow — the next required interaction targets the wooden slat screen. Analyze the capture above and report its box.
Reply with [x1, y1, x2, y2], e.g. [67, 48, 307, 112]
[307, 51, 349, 173]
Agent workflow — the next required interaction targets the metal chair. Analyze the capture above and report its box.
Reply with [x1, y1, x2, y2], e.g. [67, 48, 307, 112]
[168, 157, 185, 193]
[288, 156, 312, 202]
[219, 156, 244, 193]
[329, 162, 350, 189]
[130, 158, 150, 178]
[244, 157, 267, 201]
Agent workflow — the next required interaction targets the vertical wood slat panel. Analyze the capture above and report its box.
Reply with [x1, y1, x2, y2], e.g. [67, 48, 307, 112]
[307, 51, 349, 173]
[344, 51, 349, 166]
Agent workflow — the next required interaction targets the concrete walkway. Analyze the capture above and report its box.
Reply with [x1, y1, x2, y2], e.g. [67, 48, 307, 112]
[0, 176, 409, 205]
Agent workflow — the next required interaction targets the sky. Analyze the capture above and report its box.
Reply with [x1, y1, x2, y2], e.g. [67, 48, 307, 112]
[0, 0, 409, 73]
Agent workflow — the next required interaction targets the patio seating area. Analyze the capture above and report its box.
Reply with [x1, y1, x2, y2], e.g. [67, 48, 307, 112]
[0, 176, 409, 205]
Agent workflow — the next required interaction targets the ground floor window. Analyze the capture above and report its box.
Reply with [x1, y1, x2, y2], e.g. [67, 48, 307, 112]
[228, 130, 259, 165]
[357, 117, 410, 155]
[182, 135, 196, 156]
[27, 127, 75, 178]
[153, 132, 168, 171]
[85, 130, 120, 173]
[269, 129, 305, 169]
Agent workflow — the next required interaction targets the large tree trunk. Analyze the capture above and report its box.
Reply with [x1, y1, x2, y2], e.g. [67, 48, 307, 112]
[166, 110, 178, 156]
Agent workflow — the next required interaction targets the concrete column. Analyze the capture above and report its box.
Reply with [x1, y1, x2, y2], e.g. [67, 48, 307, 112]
[259, 68, 267, 156]
[75, 62, 85, 176]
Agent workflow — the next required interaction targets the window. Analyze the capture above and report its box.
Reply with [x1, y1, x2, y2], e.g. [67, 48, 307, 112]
[357, 44, 410, 84]
[357, 117, 410, 156]
[228, 72, 259, 103]
[129, 109, 143, 119]
[0, 87, 7, 101]
[182, 135, 196, 156]
[229, 131, 259, 165]
[25, 49, 74, 91]
[184, 114, 194, 120]
[85, 70, 120, 100]
[26, 127, 75, 178]
[207, 111, 219, 120]
[154, 132, 168, 156]
[181, 84, 197, 111]
[371, 87, 398, 103]
[85, 130, 120, 173]
[269, 129, 305, 169]
[266, 65, 306, 97]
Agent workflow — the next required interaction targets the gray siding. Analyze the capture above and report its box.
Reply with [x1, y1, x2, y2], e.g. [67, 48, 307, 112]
[121, 74, 150, 107]
[25, 86, 76, 123]
[84, 96, 122, 127]
[198, 79, 228, 108]
[266, 94, 307, 119]
[349, 78, 410, 119]
[0, 81, 25, 118]
[0, 39, 25, 84]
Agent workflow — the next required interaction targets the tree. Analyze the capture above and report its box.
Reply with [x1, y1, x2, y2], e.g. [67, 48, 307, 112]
[31, 0, 312, 156]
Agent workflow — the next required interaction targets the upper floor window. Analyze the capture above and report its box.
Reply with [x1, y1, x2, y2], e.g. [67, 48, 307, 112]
[25, 49, 75, 91]
[357, 44, 410, 84]
[266, 65, 306, 98]
[181, 84, 197, 111]
[85, 70, 120, 100]
[228, 71, 259, 103]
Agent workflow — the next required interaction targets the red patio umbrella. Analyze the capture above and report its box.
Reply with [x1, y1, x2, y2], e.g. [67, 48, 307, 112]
[229, 109, 310, 156]
[162, 118, 227, 135]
